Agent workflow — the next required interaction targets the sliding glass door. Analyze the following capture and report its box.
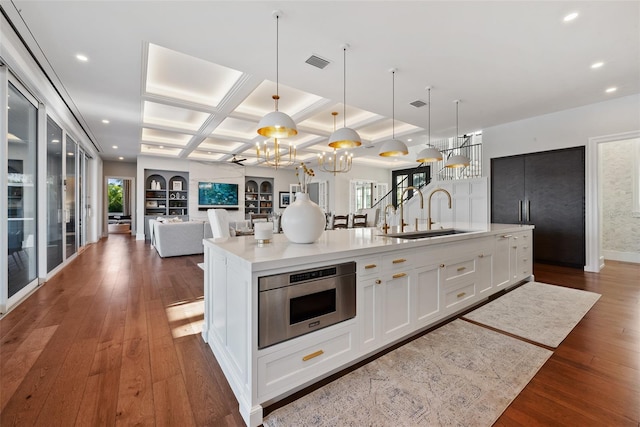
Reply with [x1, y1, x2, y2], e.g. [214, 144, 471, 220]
[46, 116, 63, 272]
[65, 136, 77, 257]
[7, 81, 38, 298]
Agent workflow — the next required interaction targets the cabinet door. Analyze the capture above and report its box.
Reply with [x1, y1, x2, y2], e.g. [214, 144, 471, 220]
[491, 156, 525, 224]
[380, 271, 412, 342]
[493, 234, 512, 288]
[358, 277, 380, 353]
[413, 264, 440, 327]
[476, 251, 493, 296]
[525, 147, 585, 267]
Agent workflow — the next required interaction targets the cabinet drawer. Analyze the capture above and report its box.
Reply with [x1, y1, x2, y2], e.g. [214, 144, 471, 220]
[358, 256, 381, 277]
[444, 282, 476, 310]
[257, 325, 355, 400]
[382, 251, 414, 270]
[442, 258, 476, 282]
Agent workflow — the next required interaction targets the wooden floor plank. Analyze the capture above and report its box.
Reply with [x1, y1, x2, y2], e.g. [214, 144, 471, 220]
[152, 374, 197, 427]
[115, 337, 155, 426]
[0, 325, 58, 411]
[34, 337, 98, 425]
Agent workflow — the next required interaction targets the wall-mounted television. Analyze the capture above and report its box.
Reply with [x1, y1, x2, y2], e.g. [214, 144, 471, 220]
[198, 182, 239, 209]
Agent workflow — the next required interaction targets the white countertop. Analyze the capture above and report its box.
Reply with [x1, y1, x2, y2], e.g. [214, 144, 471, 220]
[204, 223, 533, 272]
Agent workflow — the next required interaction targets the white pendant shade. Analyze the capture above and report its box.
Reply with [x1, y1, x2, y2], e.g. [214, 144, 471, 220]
[445, 154, 470, 168]
[416, 146, 443, 162]
[328, 126, 362, 149]
[379, 138, 408, 157]
[257, 110, 298, 138]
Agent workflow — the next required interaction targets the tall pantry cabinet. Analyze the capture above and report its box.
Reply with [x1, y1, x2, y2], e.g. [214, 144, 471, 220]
[491, 146, 585, 268]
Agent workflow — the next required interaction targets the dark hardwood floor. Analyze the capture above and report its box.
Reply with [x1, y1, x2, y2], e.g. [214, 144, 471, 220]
[1, 234, 638, 426]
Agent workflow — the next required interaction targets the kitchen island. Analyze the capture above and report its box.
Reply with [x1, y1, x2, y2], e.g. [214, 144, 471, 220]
[202, 224, 534, 426]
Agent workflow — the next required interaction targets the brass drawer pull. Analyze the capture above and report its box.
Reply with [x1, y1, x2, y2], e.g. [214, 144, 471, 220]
[364, 264, 377, 269]
[478, 254, 485, 258]
[392, 258, 407, 264]
[500, 234, 512, 239]
[375, 279, 382, 284]
[457, 266, 466, 272]
[392, 273, 407, 279]
[440, 264, 445, 268]
[302, 350, 324, 362]
[513, 246, 518, 249]
[457, 292, 466, 298]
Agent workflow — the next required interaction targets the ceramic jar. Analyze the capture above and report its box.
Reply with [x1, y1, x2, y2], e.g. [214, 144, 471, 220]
[281, 192, 325, 244]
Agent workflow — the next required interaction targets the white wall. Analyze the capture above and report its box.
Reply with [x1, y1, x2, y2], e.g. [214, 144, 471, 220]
[483, 94, 640, 165]
[104, 160, 136, 177]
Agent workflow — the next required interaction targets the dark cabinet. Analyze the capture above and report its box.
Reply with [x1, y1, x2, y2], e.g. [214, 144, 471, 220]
[491, 147, 585, 268]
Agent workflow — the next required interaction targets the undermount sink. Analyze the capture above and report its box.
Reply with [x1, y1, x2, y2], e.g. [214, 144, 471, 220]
[380, 228, 471, 239]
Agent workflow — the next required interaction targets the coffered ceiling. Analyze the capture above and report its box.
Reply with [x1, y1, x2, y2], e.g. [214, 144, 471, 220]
[2, 1, 639, 169]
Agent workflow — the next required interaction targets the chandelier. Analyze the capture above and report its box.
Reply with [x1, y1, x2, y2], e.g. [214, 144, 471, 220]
[255, 138, 296, 170]
[319, 112, 353, 175]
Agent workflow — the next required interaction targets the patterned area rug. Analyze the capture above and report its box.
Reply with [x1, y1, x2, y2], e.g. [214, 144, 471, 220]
[463, 281, 601, 348]
[263, 320, 551, 427]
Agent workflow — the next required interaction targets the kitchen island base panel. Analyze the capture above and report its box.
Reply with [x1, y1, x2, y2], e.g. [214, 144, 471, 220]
[203, 224, 534, 426]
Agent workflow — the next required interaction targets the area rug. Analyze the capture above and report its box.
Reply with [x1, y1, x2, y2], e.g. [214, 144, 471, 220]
[463, 281, 601, 348]
[263, 320, 551, 427]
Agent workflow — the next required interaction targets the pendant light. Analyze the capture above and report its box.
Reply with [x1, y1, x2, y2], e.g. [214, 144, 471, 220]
[328, 44, 362, 149]
[416, 87, 443, 163]
[379, 69, 408, 157]
[320, 112, 353, 175]
[257, 10, 298, 139]
[445, 100, 471, 168]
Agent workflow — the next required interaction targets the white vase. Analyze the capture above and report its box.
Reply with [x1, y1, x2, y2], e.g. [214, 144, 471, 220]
[281, 192, 325, 244]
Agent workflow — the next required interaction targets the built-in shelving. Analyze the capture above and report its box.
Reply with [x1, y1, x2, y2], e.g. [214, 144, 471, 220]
[143, 169, 189, 238]
[245, 176, 273, 219]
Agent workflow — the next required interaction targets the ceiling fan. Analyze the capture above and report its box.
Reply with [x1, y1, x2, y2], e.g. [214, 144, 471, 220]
[230, 154, 247, 165]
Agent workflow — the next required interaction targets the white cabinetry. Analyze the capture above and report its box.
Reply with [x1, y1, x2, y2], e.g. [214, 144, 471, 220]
[257, 322, 356, 401]
[203, 225, 534, 427]
[358, 255, 382, 353]
[357, 252, 414, 352]
[380, 252, 413, 342]
[493, 230, 533, 288]
[413, 261, 441, 328]
[513, 232, 532, 282]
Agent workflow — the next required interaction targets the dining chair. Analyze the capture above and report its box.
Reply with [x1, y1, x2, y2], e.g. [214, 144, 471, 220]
[352, 213, 368, 228]
[332, 215, 349, 229]
[208, 209, 231, 238]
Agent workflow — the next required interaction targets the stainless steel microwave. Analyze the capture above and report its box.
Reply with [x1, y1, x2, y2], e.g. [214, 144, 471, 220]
[258, 262, 356, 349]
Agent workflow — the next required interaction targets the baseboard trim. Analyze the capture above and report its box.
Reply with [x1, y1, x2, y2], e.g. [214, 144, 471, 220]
[603, 250, 640, 264]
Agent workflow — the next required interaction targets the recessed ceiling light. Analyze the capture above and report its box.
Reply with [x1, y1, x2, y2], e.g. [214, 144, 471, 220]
[159, 146, 164, 149]
[112, 145, 118, 149]
[75, 54, 89, 62]
[605, 87, 617, 93]
[52, 139, 60, 143]
[67, 152, 74, 156]
[118, 156, 124, 160]
[563, 12, 579, 22]
[591, 62, 604, 69]
[102, 119, 110, 124]
[407, 138, 412, 142]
